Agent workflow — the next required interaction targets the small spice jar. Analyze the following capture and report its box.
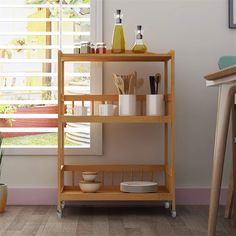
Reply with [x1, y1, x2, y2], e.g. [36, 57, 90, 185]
[74, 43, 80, 54]
[80, 41, 91, 54]
[96, 42, 106, 54]
[90, 43, 95, 54]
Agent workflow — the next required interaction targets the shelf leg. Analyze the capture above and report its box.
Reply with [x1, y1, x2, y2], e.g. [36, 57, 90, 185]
[57, 205, 63, 218]
[170, 50, 176, 219]
[171, 210, 177, 218]
[164, 201, 170, 209]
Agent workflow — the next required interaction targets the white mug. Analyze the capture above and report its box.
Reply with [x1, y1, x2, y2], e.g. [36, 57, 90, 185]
[74, 105, 88, 116]
[99, 104, 117, 116]
[146, 94, 165, 116]
[119, 95, 136, 116]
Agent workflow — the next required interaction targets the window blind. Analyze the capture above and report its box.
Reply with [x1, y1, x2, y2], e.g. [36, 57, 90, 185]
[0, 0, 91, 148]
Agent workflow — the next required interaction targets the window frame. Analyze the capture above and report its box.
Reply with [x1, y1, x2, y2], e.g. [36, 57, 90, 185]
[3, 0, 103, 156]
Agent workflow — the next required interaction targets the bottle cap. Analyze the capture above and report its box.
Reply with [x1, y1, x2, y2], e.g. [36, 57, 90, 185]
[137, 25, 142, 30]
[115, 9, 122, 24]
[136, 25, 143, 39]
[80, 41, 90, 46]
[96, 42, 106, 47]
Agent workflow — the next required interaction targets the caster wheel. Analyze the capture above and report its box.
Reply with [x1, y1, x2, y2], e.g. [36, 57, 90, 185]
[57, 209, 63, 218]
[61, 201, 65, 209]
[171, 210, 177, 218]
[164, 202, 170, 209]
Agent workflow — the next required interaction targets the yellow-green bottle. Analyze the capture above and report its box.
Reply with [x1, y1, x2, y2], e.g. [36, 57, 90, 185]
[111, 9, 126, 53]
[132, 25, 147, 53]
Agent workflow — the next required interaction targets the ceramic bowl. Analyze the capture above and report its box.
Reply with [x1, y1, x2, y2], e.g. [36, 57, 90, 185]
[82, 172, 98, 182]
[79, 181, 101, 193]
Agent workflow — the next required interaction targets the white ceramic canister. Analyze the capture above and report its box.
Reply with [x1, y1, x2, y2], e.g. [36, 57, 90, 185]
[119, 95, 136, 116]
[146, 94, 165, 116]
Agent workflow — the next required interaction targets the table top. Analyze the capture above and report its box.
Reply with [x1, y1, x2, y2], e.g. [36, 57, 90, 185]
[204, 65, 236, 81]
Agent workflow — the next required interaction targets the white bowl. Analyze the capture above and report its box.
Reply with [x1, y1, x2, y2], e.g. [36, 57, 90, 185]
[82, 172, 97, 182]
[79, 181, 101, 193]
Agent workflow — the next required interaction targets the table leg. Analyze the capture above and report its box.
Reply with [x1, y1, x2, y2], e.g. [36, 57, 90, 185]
[208, 84, 236, 236]
[233, 104, 236, 227]
[224, 167, 233, 219]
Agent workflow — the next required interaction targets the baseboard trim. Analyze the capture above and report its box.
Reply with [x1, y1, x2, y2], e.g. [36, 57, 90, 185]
[7, 187, 228, 206]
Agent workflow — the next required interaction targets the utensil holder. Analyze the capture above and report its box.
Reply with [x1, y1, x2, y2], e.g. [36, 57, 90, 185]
[146, 94, 164, 116]
[119, 95, 136, 116]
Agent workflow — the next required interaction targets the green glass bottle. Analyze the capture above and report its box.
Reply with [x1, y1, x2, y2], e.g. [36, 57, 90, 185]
[111, 9, 126, 53]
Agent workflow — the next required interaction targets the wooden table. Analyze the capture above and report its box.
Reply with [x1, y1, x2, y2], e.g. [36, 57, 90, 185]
[205, 65, 236, 236]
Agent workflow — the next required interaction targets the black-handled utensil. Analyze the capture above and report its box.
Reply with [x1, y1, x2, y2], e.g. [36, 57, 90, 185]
[149, 76, 155, 94]
[154, 73, 161, 94]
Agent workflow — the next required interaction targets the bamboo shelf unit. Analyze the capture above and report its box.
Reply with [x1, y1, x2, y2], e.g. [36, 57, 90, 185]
[57, 50, 176, 217]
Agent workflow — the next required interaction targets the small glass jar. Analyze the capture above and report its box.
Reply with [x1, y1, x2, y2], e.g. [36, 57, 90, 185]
[96, 42, 107, 54]
[80, 41, 91, 54]
[74, 43, 80, 54]
[90, 43, 95, 54]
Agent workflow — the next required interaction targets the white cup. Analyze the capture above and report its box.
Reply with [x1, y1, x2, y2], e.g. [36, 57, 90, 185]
[146, 94, 165, 116]
[99, 104, 117, 116]
[74, 105, 88, 116]
[119, 95, 136, 116]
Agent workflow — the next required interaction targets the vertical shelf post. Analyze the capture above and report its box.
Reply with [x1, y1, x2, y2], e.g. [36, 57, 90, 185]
[58, 50, 65, 213]
[164, 60, 169, 188]
[170, 50, 176, 213]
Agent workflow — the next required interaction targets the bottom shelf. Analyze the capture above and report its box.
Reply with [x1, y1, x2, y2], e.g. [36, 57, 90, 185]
[60, 186, 172, 201]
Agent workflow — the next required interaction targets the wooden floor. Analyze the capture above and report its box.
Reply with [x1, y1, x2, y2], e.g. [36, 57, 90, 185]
[0, 205, 235, 236]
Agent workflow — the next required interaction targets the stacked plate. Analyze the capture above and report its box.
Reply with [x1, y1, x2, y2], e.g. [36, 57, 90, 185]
[120, 181, 158, 193]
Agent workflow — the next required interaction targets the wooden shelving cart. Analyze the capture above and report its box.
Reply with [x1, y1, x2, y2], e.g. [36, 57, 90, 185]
[57, 50, 176, 218]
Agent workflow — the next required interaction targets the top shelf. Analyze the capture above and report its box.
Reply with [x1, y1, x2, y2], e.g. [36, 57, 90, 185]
[60, 50, 173, 62]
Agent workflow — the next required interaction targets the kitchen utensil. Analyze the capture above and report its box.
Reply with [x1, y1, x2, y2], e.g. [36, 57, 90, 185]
[116, 76, 125, 94]
[149, 73, 161, 94]
[149, 76, 155, 94]
[112, 75, 120, 93]
[154, 73, 161, 94]
[79, 181, 101, 193]
[113, 75, 125, 94]
[113, 72, 137, 95]
[135, 78, 144, 93]
[124, 77, 130, 94]
[128, 76, 135, 94]
[120, 181, 158, 193]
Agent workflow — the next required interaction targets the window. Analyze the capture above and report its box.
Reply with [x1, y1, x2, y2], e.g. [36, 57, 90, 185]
[0, 0, 103, 155]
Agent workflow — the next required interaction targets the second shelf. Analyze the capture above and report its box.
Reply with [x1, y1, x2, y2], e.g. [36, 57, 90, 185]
[60, 115, 171, 123]
[59, 94, 172, 123]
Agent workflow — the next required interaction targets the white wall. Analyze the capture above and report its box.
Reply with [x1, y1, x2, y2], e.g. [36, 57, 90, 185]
[2, 0, 236, 189]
